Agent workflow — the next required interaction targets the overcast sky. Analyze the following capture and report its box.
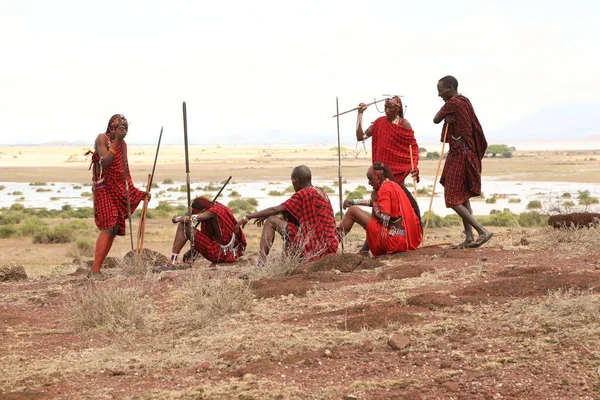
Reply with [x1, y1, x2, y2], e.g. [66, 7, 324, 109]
[0, 0, 598, 145]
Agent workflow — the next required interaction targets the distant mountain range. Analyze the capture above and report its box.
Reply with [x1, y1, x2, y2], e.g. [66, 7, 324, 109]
[7, 101, 599, 146]
[487, 101, 600, 142]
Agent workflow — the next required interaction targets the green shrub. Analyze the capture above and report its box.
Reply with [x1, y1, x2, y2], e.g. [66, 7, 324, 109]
[0, 212, 23, 225]
[76, 239, 95, 257]
[579, 197, 599, 206]
[80, 191, 93, 197]
[229, 190, 241, 198]
[36, 188, 52, 192]
[425, 152, 440, 160]
[12, 191, 23, 196]
[19, 219, 49, 236]
[561, 192, 571, 199]
[485, 197, 497, 204]
[29, 182, 47, 186]
[162, 178, 174, 184]
[484, 209, 518, 227]
[33, 221, 88, 244]
[442, 214, 462, 226]
[345, 191, 365, 200]
[72, 185, 82, 190]
[423, 211, 454, 228]
[10, 203, 24, 211]
[227, 198, 258, 214]
[0, 185, 5, 190]
[268, 190, 284, 196]
[508, 198, 521, 203]
[417, 187, 430, 195]
[202, 183, 220, 191]
[321, 186, 335, 194]
[562, 201, 576, 207]
[517, 211, 548, 227]
[526, 200, 542, 210]
[0, 225, 18, 238]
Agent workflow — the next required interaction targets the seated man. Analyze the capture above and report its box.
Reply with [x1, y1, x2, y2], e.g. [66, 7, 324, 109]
[338, 162, 422, 256]
[161, 196, 246, 270]
[236, 165, 338, 265]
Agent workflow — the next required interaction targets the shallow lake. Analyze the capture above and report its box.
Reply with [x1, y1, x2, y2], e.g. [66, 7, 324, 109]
[2, 177, 599, 217]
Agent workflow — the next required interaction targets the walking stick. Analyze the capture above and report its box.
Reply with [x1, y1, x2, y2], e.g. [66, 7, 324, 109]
[332, 98, 386, 118]
[136, 126, 163, 253]
[183, 102, 194, 266]
[121, 141, 134, 252]
[336, 96, 345, 253]
[409, 144, 418, 199]
[422, 124, 449, 241]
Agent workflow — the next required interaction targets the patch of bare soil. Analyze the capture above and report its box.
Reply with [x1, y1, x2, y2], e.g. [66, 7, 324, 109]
[2, 228, 600, 399]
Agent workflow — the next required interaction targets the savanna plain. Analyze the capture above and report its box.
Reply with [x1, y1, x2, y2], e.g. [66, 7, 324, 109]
[1, 145, 600, 399]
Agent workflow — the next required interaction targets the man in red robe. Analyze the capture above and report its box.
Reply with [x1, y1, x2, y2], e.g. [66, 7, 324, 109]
[160, 196, 246, 270]
[89, 114, 147, 278]
[434, 75, 493, 249]
[338, 163, 422, 257]
[356, 96, 420, 184]
[236, 165, 338, 265]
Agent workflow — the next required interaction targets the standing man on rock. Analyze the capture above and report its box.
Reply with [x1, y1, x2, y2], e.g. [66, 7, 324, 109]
[89, 114, 147, 278]
[433, 76, 493, 248]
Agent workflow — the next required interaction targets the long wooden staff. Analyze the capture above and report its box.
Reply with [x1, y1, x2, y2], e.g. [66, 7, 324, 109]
[122, 141, 134, 251]
[335, 97, 345, 253]
[422, 123, 449, 240]
[183, 102, 194, 266]
[409, 144, 418, 199]
[136, 126, 163, 253]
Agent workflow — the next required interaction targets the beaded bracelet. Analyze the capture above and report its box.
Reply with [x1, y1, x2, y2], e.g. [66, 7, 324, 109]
[108, 147, 117, 155]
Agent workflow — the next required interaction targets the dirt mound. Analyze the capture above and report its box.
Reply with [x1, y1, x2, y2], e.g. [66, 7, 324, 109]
[496, 265, 551, 277]
[455, 272, 600, 303]
[406, 292, 456, 309]
[548, 212, 600, 228]
[293, 253, 383, 274]
[123, 248, 169, 267]
[338, 302, 420, 331]
[0, 262, 28, 282]
[378, 264, 434, 280]
[251, 275, 316, 298]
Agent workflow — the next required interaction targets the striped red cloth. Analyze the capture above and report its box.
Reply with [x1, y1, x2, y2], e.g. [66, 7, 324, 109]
[194, 202, 246, 263]
[370, 117, 419, 184]
[435, 95, 488, 207]
[92, 136, 144, 235]
[281, 187, 339, 262]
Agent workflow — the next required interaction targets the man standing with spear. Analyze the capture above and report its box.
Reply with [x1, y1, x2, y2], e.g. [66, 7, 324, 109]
[88, 114, 148, 279]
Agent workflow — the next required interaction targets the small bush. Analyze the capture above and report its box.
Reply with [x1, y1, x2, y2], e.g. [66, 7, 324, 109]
[425, 152, 440, 160]
[527, 200, 542, 210]
[508, 198, 521, 203]
[562, 201, 576, 207]
[0, 212, 23, 225]
[72, 185, 82, 190]
[0, 225, 18, 238]
[175, 274, 252, 330]
[227, 198, 258, 215]
[36, 188, 52, 192]
[69, 285, 154, 332]
[321, 186, 335, 194]
[561, 192, 572, 199]
[417, 187, 430, 196]
[19, 219, 49, 236]
[229, 190, 241, 198]
[80, 191, 93, 197]
[268, 190, 284, 196]
[162, 178, 174, 184]
[485, 197, 497, 204]
[10, 203, 24, 211]
[76, 239, 95, 257]
[423, 211, 454, 228]
[345, 191, 365, 200]
[29, 182, 47, 186]
[12, 191, 23, 196]
[517, 211, 548, 227]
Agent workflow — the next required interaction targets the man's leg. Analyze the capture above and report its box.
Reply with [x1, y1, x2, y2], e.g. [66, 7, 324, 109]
[451, 202, 492, 247]
[91, 227, 117, 274]
[258, 216, 288, 264]
[167, 221, 190, 266]
[338, 207, 372, 253]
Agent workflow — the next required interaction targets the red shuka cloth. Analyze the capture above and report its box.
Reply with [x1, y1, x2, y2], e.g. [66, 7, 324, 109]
[370, 117, 419, 184]
[435, 95, 488, 207]
[366, 180, 422, 256]
[92, 136, 145, 235]
[194, 202, 246, 263]
[281, 187, 339, 262]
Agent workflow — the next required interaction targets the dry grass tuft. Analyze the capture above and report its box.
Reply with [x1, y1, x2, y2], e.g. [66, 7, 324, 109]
[68, 283, 155, 332]
[533, 225, 600, 256]
[539, 287, 600, 324]
[174, 272, 253, 330]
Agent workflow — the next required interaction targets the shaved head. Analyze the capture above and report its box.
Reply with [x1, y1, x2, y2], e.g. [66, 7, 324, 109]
[292, 165, 311, 183]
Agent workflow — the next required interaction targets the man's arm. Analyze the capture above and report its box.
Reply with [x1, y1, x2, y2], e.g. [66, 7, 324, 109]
[433, 98, 458, 124]
[236, 204, 286, 231]
[356, 103, 373, 141]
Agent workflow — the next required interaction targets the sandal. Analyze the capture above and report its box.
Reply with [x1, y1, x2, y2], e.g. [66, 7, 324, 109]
[468, 232, 494, 248]
[448, 240, 473, 249]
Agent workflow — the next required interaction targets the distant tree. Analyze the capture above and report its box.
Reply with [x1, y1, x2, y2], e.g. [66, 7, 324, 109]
[425, 151, 440, 160]
[486, 144, 514, 158]
[418, 147, 427, 153]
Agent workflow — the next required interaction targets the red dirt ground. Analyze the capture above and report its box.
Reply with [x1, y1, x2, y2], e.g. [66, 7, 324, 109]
[2, 231, 600, 399]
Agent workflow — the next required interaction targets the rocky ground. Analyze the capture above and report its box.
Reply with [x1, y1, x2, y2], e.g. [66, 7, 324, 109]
[1, 226, 600, 399]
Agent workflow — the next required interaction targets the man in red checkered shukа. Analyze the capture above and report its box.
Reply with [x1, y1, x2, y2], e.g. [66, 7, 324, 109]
[236, 165, 339, 266]
[356, 95, 420, 185]
[160, 197, 246, 271]
[434, 75, 493, 249]
[89, 114, 148, 279]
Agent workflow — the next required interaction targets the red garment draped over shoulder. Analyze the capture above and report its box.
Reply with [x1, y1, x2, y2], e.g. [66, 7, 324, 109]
[91, 136, 145, 235]
[281, 187, 339, 262]
[434, 95, 488, 207]
[366, 180, 422, 256]
[371, 117, 419, 184]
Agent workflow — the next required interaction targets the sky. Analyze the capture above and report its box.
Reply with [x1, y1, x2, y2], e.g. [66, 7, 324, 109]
[0, 0, 599, 146]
